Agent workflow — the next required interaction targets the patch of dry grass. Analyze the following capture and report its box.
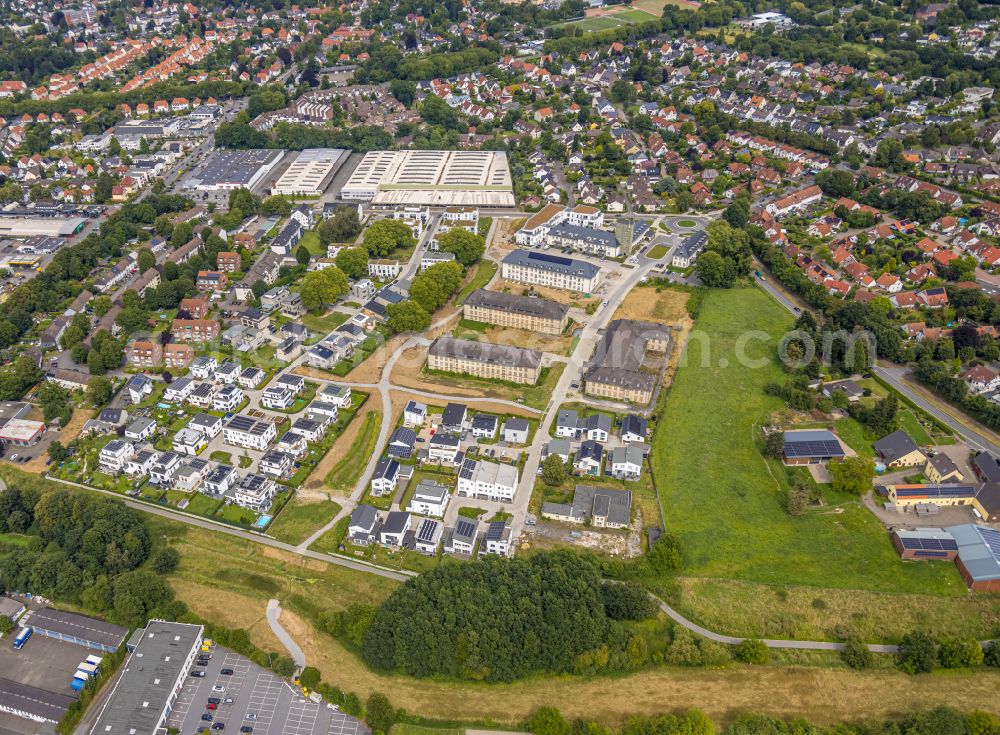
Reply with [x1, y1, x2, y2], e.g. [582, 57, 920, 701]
[673, 577, 1000, 642]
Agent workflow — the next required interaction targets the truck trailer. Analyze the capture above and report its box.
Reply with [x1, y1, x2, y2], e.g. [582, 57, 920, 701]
[12, 626, 32, 649]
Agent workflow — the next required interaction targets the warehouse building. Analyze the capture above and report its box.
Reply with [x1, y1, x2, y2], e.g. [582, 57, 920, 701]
[341, 150, 515, 207]
[891, 527, 959, 560]
[500, 250, 601, 293]
[20, 608, 128, 653]
[0, 678, 75, 725]
[0, 418, 46, 446]
[946, 524, 1000, 591]
[193, 149, 283, 191]
[270, 148, 349, 196]
[0, 217, 86, 237]
[89, 620, 203, 735]
[427, 336, 542, 385]
[781, 429, 846, 465]
[463, 289, 569, 335]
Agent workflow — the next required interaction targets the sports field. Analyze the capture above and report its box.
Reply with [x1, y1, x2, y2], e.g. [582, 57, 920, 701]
[554, 6, 659, 32]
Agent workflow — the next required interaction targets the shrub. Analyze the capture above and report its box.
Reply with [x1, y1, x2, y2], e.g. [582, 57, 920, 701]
[734, 639, 769, 665]
[840, 638, 874, 669]
[897, 630, 938, 674]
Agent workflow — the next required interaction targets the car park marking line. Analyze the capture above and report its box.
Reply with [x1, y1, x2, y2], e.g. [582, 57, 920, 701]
[328, 713, 366, 735]
[245, 674, 282, 735]
[282, 700, 319, 735]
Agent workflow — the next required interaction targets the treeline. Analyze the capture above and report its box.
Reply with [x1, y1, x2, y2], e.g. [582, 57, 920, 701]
[915, 360, 1000, 431]
[360, 552, 658, 682]
[0, 79, 249, 120]
[214, 120, 393, 152]
[0, 487, 186, 627]
[521, 705, 1000, 735]
[354, 43, 499, 83]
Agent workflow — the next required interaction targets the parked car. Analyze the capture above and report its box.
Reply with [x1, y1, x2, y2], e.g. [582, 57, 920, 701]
[220, 668, 234, 675]
[206, 704, 217, 711]
[208, 698, 221, 705]
[191, 671, 206, 678]
[240, 728, 253, 734]
[201, 714, 213, 722]
[212, 685, 226, 692]
[212, 724, 225, 731]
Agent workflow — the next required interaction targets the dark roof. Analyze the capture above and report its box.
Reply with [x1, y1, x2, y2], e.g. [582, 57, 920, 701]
[873, 429, 921, 463]
[383, 511, 410, 535]
[90, 621, 202, 735]
[442, 402, 468, 427]
[0, 677, 74, 723]
[505, 417, 530, 432]
[578, 440, 603, 461]
[782, 429, 846, 459]
[24, 608, 127, 648]
[472, 414, 498, 430]
[622, 414, 648, 436]
[389, 426, 417, 446]
[374, 457, 399, 480]
[502, 249, 601, 279]
[973, 452, 1000, 483]
[465, 289, 568, 321]
[350, 504, 378, 530]
[428, 336, 542, 371]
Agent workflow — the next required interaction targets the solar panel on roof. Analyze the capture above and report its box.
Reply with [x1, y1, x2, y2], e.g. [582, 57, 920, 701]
[899, 536, 959, 552]
[977, 526, 1000, 556]
[783, 439, 844, 458]
[485, 521, 505, 541]
[456, 519, 476, 537]
[417, 519, 438, 543]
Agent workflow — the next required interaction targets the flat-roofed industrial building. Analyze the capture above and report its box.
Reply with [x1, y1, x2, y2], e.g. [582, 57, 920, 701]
[0, 677, 75, 725]
[192, 149, 283, 191]
[270, 148, 349, 196]
[89, 620, 203, 735]
[20, 608, 128, 653]
[341, 150, 515, 207]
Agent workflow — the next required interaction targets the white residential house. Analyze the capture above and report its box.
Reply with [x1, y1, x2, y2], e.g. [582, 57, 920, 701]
[481, 520, 512, 558]
[501, 418, 530, 445]
[259, 449, 293, 478]
[190, 356, 217, 380]
[620, 415, 648, 443]
[379, 511, 411, 547]
[370, 457, 400, 496]
[238, 367, 267, 389]
[212, 384, 245, 412]
[126, 374, 154, 404]
[223, 415, 277, 451]
[233, 473, 277, 512]
[215, 361, 241, 384]
[188, 413, 222, 439]
[150, 452, 183, 485]
[125, 449, 158, 478]
[413, 517, 443, 555]
[261, 385, 295, 410]
[203, 464, 238, 496]
[172, 426, 207, 456]
[407, 479, 451, 518]
[456, 458, 518, 503]
[99, 440, 134, 475]
[124, 417, 157, 442]
[428, 434, 461, 464]
[403, 400, 427, 427]
[318, 383, 351, 407]
[609, 445, 644, 480]
[164, 377, 195, 403]
[348, 504, 381, 546]
[174, 459, 210, 492]
[447, 518, 478, 555]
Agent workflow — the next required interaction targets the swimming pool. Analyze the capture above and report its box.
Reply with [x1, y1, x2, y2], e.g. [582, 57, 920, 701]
[254, 515, 271, 529]
[157, 403, 171, 409]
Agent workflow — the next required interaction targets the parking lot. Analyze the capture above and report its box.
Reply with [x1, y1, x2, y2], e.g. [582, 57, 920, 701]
[166, 645, 368, 735]
[0, 628, 87, 693]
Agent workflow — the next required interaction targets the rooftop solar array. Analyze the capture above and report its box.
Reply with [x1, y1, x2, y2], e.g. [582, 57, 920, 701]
[485, 521, 507, 541]
[893, 484, 977, 498]
[455, 519, 477, 539]
[782, 438, 845, 458]
[978, 526, 1000, 557]
[898, 535, 959, 552]
[416, 518, 439, 543]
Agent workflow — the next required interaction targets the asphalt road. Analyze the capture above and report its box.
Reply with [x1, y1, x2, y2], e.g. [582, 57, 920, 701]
[267, 599, 307, 668]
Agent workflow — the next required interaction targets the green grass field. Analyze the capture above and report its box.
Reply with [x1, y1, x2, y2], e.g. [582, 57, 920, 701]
[268, 496, 342, 545]
[456, 260, 498, 305]
[554, 8, 658, 32]
[646, 245, 669, 259]
[325, 412, 381, 493]
[654, 288, 966, 596]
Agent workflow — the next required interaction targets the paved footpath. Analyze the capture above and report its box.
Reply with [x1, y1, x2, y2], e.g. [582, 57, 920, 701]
[267, 599, 307, 669]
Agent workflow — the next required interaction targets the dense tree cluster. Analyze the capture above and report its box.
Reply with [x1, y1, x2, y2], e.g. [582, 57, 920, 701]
[361, 552, 656, 681]
[0, 488, 157, 622]
[215, 119, 393, 152]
